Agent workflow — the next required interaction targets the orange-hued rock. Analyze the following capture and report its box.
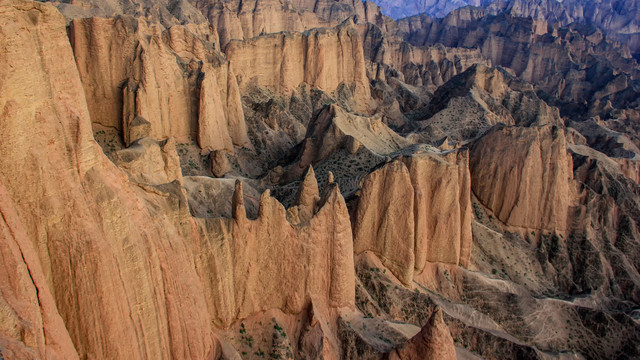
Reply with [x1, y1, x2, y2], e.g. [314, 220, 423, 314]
[113, 137, 184, 185]
[0, 2, 217, 358]
[403, 150, 473, 270]
[353, 160, 416, 285]
[288, 166, 321, 224]
[0, 1, 355, 358]
[0, 177, 79, 360]
[193, 180, 356, 327]
[199, 65, 234, 152]
[69, 16, 249, 150]
[352, 149, 472, 285]
[470, 125, 574, 232]
[388, 307, 456, 360]
[199, 0, 384, 49]
[225, 20, 374, 113]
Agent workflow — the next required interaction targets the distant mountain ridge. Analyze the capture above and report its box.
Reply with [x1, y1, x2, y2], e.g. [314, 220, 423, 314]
[373, 0, 640, 54]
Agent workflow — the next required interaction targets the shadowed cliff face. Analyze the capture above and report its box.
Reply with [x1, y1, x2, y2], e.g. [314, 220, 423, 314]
[2, 0, 640, 358]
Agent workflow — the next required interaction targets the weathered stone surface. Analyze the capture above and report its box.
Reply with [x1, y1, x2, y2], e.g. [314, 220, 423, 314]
[69, 16, 249, 150]
[470, 125, 574, 232]
[210, 150, 232, 178]
[194, 182, 356, 327]
[225, 20, 374, 113]
[0, 2, 356, 359]
[388, 307, 456, 360]
[352, 149, 472, 285]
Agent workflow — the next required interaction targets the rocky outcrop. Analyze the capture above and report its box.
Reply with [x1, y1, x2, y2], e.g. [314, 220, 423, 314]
[361, 22, 489, 89]
[225, 20, 374, 113]
[498, 0, 640, 54]
[387, 307, 456, 360]
[297, 104, 410, 169]
[352, 149, 473, 285]
[410, 64, 564, 143]
[193, 180, 356, 327]
[198, 0, 388, 49]
[69, 16, 250, 151]
[112, 137, 184, 185]
[470, 125, 574, 232]
[1, 3, 218, 358]
[396, 8, 640, 119]
[0, 2, 356, 358]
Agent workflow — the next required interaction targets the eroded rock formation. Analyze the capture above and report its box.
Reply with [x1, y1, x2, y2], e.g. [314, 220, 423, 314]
[225, 20, 374, 113]
[69, 16, 250, 151]
[470, 125, 574, 232]
[353, 149, 472, 285]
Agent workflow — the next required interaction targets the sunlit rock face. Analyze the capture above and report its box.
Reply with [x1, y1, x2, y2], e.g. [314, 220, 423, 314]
[1, 0, 640, 358]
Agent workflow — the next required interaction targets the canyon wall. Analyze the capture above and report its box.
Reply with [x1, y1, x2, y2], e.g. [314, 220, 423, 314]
[469, 125, 574, 232]
[69, 16, 250, 151]
[225, 20, 374, 113]
[0, 2, 357, 358]
[352, 150, 473, 285]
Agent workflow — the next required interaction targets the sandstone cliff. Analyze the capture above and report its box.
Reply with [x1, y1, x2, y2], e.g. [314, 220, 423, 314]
[0, 2, 357, 358]
[225, 20, 374, 113]
[69, 16, 250, 151]
[352, 148, 472, 285]
[361, 22, 488, 89]
[469, 125, 574, 232]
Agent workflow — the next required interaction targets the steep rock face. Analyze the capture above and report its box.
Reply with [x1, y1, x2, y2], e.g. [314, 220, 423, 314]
[225, 20, 374, 113]
[51, 0, 207, 27]
[69, 16, 249, 151]
[469, 125, 574, 232]
[352, 160, 416, 285]
[498, 0, 640, 54]
[361, 23, 488, 89]
[0, 1, 357, 358]
[193, 181, 356, 327]
[0, 2, 217, 358]
[397, 9, 640, 119]
[198, 0, 387, 49]
[352, 149, 472, 285]
[371, 0, 490, 19]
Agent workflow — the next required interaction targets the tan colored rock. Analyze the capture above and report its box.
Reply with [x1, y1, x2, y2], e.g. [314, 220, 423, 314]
[210, 150, 232, 178]
[388, 307, 456, 360]
[294, 104, 410, 179]
[353, 150, 472, 284]
[0, 2, 355, 358]
[403, 150, 473, 270]
[194, 180, 356, 327]
[69, 16, 249, 150]
[113, 137, 184, 185]
[470, 125, 574, 232]
[199, 65, 234, 152]
[289, 166, 320, 224]
[0, 3, 218, 358]
[353, 160, 416, 285]
[225, 21, 374, 113]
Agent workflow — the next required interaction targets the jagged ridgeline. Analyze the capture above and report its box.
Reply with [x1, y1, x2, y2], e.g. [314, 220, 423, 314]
[0, 0, 639, 359]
